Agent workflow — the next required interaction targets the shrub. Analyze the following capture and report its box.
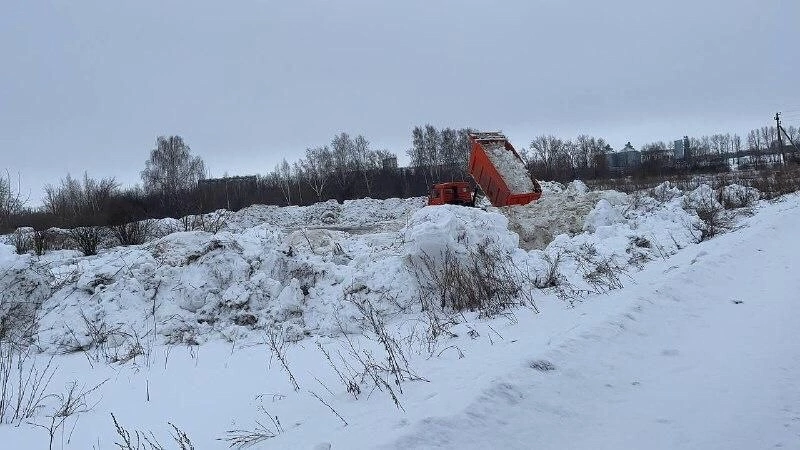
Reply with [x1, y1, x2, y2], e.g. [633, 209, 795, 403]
[0, 259, 52, 343]
[684, 194, 730, 241]
[718, 184, 759, 209]
[408, 241, 535, 317]
[69, 226, 102, 256]
[109, 220, 152, 246]
[11, 229, 31, 255]
[534, 252, 563, 289]
[0, 342, 56, 425]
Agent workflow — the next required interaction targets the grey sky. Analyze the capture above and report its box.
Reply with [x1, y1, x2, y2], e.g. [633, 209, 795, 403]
[2, 0, 798, 202]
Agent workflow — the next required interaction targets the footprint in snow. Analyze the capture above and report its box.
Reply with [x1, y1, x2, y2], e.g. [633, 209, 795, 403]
[529, 359, 557, 372]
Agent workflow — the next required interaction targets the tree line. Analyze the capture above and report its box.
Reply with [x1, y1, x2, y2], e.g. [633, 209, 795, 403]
[2, 121, 798, 234]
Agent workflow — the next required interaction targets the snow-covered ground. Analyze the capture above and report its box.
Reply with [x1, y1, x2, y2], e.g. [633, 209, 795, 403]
[0, 182, 797, 449]
[383, 193, 800, 450]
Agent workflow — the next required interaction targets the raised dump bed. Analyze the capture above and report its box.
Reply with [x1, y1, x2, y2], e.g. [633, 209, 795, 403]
[468, 132, 542, 207]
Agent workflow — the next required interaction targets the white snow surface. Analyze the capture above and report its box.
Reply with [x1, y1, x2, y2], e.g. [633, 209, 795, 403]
[582, 198, 625, 232]
[483, 142, 535, 194]
[403, 205, 519, 262]
[380, 193, 800, 450]
[1, 186, 798, 448]
[221, 196, 427, 233]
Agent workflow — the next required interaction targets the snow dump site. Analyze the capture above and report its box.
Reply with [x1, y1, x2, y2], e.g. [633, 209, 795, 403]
[1, 181, 798, 449]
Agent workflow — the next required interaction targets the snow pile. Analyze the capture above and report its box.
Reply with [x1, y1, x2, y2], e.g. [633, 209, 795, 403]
[378, 195, 800, 449]
[223, 201, 339, 231]
[0, 245, 53, 341]
[547, 190, 701, 277]
[503, 181, 628, 250]
[683, 184, 722, 211]
[483, 143, 535, 194]
[583, 199, 625, 232]
[0, 180, 762, 354]
[0, 177, 794, 449]
[32, 219, 422, 351]
[403, 205, 520, 262]
[566, 180, 589, 195]
[649, 181, 682, 202]
[222, 197, 426, 232]
[539, 180, 566, 194]
[341, 197, 427, 227]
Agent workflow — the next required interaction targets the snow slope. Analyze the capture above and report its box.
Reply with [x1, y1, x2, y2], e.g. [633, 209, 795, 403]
[0, 188, 797, 449]
[382, 193, 800, 450]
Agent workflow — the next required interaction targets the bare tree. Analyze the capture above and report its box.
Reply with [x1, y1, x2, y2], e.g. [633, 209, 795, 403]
[300, 146, 333, 200]
[574, 135, 595, 171]
[747, 129, 762, 152]
[44, 173, 117, 224]
[640, 141, 668, 153]
[785, 125, 799, 145]
[454, 128, 473, 177]
[423, 125, 442, 181]
[407, 126, 427, 167]
[0, 171, 26, 231]
[351, 135, 375, 195]
[709, 134, 724, 154]
[439, 127, 459, 178]
[331, 132, 355, 191]
[759, 126, 777, 151]
[141, 136, 205, 208]
[275, 159, 293, 205]
[529, 135, 565, 176]
[732, 134, 743, 166]
[291, 161, 304, 205]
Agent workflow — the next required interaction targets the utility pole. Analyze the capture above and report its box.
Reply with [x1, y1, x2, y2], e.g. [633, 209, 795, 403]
[776, 112, 799, 164]
[776, 112, 785, 165]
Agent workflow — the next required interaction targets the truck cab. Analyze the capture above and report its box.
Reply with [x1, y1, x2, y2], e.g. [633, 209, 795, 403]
[427, 181, 475, 206]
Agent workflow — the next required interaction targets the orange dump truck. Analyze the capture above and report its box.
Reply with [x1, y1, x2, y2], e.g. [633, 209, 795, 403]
[468, 132, 542, 207]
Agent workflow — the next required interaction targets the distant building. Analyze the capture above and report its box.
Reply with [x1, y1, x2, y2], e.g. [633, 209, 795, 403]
[673, 136, 690, 160]
[642, 144, 674, 167]
[641, 147, 672, 165]
[606, 142, 641, 171]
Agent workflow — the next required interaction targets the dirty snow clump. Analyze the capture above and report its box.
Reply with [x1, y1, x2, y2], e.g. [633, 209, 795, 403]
[502, 188, 628, 250]
[539, 181, 565, 194]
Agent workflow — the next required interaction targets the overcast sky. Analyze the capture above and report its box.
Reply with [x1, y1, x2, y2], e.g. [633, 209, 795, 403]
[2, 0, 798, 202]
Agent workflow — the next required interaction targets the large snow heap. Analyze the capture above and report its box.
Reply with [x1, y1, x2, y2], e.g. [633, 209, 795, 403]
[0, 182, 744, 353]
